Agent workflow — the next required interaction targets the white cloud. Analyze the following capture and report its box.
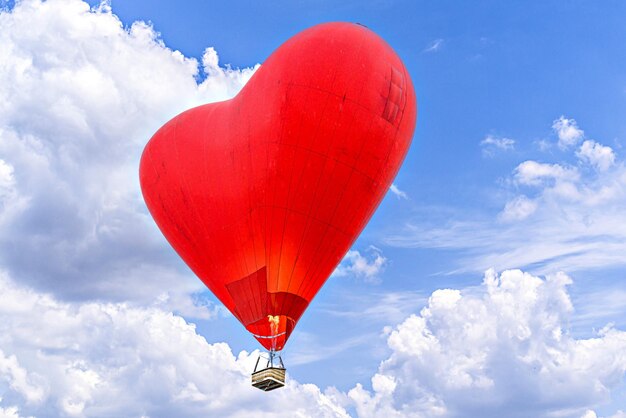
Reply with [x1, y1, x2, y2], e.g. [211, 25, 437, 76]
[0, 351, 45, 405]
[0, 402, 30, 418]
[0, 0, 257, 305]
[536, 138, 552, 152]
[424, 38, 444, 53]
[480, 135, 515, 157]
[1, 254, 625, 417]
[582, 410, 626, 418]
[498, 195, 537, 222]
[390, 183, 408, 199]
[577, 140, 616, 172]
[0, 271, 349, 418]
[553, 116, 585, 149]
[0, 159, 27, 221]
[342, 269, 626, 418]
[333, 247, 387, 282]
[0, 160, 14, 194]
[200, 47, 260, 98]
[387, 118, 626, 274]
[514, 160, 579, 186]
[4, 263, 620, 418]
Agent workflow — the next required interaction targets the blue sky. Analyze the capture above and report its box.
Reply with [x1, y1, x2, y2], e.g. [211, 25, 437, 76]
[0, 1, 625, 417]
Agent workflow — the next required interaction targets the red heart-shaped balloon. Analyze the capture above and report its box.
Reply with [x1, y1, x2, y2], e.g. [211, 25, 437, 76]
[140, 22, 416, 351]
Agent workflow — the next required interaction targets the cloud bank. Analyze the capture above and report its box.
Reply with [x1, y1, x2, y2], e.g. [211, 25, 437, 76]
[0, 266, 624, 417]
[0, 270, 349, 418]
[0, 0, 257, 305]
[335, 269, 626, 418]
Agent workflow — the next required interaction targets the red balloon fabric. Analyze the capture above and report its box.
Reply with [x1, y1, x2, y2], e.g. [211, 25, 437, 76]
[140, 22, 417, 351]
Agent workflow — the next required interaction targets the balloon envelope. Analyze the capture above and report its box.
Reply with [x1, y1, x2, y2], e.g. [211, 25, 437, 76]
[140, 22, 417, 351]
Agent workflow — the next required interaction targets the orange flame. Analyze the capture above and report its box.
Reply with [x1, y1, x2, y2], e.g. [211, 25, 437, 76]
[267, 315, 280, 336]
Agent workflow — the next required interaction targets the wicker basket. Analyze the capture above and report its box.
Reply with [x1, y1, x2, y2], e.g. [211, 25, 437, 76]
[251, 367, 286, 391]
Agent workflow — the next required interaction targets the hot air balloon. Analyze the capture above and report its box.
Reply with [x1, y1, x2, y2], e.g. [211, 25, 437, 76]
[139, 22, 417, 391]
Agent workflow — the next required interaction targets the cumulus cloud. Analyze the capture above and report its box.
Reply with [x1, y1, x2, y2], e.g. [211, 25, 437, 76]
[553, 116, 584, 149]
[0, 0, 257, 304]
[340, 269, 626, 418]
[333, 247, 387, 282]
[480, 135, 515, 157]
[199, 47, 259, 98]
[577, 140, 616, 172]
[514, 160, 579, 186]
[3, 263, 624, 417]
[0, 271, 349, 418]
